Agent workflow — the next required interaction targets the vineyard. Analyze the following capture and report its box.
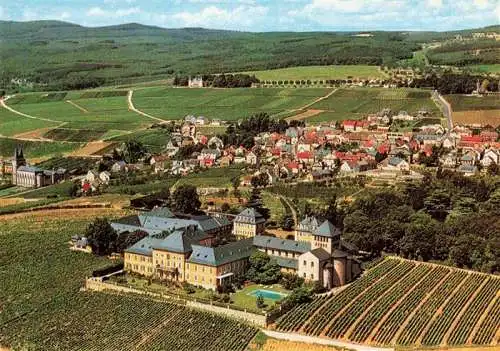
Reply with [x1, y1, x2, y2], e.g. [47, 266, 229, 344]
[276, 257, 500, 348]
[0, 209, 257, 350]
[307, 87, 442, 123]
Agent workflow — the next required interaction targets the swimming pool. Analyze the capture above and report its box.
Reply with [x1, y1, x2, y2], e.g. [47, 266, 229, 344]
[249, 289, 287, 301]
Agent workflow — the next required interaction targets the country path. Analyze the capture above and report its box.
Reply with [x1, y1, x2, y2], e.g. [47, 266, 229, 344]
[66, 100, 89, 113]
[279, 195, 297, 229]
[0, 96, 60, 123]
[127, 90, 168, 123]
[262, 330, 394, 351]
[285, 88, 337, 122]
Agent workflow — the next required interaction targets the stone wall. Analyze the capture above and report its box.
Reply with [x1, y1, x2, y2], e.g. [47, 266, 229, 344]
[84, 278, 267, 327]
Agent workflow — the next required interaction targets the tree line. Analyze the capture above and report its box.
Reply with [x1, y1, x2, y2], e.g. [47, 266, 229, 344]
[173, 74, 259, 88]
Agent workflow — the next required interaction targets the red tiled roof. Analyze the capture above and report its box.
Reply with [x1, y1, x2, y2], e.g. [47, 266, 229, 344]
[297, 151, 314, 159]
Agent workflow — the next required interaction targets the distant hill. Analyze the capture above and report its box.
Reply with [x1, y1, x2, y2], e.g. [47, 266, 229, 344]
[0, 20, 498, 92]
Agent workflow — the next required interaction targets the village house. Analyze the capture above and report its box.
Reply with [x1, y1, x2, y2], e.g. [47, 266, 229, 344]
[481, 148, 499, 168]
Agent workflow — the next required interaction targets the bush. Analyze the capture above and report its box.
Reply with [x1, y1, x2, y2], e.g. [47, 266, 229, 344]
[182, 282, 196, 294]
[256, 294, 265, 309]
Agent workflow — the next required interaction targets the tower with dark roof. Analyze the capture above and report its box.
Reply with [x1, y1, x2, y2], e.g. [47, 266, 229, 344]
[12, 146, 26, 185]
[311, 220, 341, 255]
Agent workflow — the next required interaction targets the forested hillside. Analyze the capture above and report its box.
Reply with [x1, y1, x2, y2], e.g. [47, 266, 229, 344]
[1, 20, 497, 92]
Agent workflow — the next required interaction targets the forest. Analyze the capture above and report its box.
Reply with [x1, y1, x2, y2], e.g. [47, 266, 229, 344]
[338, 172, 499, 273]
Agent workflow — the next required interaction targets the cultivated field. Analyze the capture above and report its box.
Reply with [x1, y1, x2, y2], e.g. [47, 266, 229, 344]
[132, 87, 331, 121]
[276, 257, 499, 348]
[0, 137, 81, 158]
[306, 88, 442, 122]
[0, 209, 257, 351]
[240, 65, 386, 81]
[445, 95, 500, 126]
[445, 95, 500, 111]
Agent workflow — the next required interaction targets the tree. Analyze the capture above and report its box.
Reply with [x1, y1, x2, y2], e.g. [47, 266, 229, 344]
[487, 163, 499, 176]
[220, 202, 231, 213]
[280, 272, 304, 290]
[246, 251, 282, 284]
[86, 218, 118, 256]
[400, 212, 438, 260]
[68, 182, 79, 197]
[256, 294, 265, 309]
[423, 189, 451, 221]
[171, 185, 201, 214]
[115, 230, 148, 253]
[280, 213, 294, 231]
[118, 140, 148, 163]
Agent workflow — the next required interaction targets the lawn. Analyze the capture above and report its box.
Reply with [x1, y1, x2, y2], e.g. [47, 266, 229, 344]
[261, 191, 286, 223]
[132, 87, 331, 121]
[240, 65, 386, 81]
[232, 284, 289, 313]
[175, 166, 245, 188]
[307, 87, 442, 123]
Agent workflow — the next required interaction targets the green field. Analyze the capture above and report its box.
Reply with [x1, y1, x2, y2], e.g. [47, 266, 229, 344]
[307, 88, 442, 123]
[109, 128, 171, 152]
[133, 87, 331, 121]
[467, 64, 500, 74]
[175, 166, 245, 188]
[445, 94, 500, 111]
[0, 137, 81, 158]
[240, 65, 386, 81]
[0, 107, 60, 136]
[0, 212, 257, 350]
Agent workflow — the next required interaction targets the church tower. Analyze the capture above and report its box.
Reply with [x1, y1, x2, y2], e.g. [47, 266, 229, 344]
[311, 220, 341, 255]
[12, 146, 26, 185]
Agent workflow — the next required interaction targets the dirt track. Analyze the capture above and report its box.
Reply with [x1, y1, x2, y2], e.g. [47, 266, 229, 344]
[69, 141, 114, 157]
[285, 109, 324, 121]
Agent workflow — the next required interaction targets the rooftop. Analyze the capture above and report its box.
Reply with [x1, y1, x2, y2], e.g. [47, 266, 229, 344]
[253, 235, 311, 254]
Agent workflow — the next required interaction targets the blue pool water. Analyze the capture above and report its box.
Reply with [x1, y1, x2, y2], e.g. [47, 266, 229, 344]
[249, 289, 287, 301]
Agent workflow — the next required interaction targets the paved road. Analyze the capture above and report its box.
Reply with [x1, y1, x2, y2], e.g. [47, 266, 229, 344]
[262, 330, 395, 351]
[433, 91, 453, 130]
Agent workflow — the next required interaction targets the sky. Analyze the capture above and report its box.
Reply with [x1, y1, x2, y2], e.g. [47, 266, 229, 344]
[0, 0, 498, 32]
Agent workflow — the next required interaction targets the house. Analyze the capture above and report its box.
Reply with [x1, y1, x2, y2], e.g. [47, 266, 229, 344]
[381, 156, 410, 172]
[188, 76, 203, 88]
[342, 120, 358, 132]
[457, 164, 478, 177]
[207, 136, 224, 149]
[254, 220, 360, 288]
[196, 116, 208, 125]
[296, 151, 314, 164]
[111, 161, 127, 173]
[218, 155, 232, 167]
[295, 216, 320, 242]
[440, 153, 458, 168]
[246, 151, 258, 166]
[125, 227, 253, 291]
[481, 148, 499, 167]
[232, 208, 266, 240]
